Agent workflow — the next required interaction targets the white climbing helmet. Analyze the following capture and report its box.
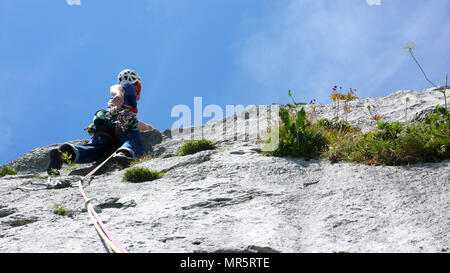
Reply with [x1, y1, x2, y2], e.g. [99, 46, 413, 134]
[117, 69, 141, 84]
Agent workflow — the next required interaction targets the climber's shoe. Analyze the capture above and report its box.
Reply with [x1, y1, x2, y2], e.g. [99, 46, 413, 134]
[47, 149, 63, 176]
[112, 150, 133, 169]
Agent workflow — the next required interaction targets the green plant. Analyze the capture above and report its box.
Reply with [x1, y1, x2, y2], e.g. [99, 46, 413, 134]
[403, 96, 411, 120]
[177, 138, 216, 156]
[52, 204, 71, 217]
[404, 42, 448, 109]
[265, 90, 327, 158]
[330, 86, 357, 120]
[61, 151, 77, 175]
[374, 121, 405, 141]
[49, 169, 59, 178]
[309, 104, 318, 123]
[364, 103, 382, 121]
[0, 166, 17, 177]
[317, 118, 356, 134]
[123, 167, 165, 183]
[372, 115, 382, 121]
[423, 105, 450, 139]
[287, 89, 308, 108]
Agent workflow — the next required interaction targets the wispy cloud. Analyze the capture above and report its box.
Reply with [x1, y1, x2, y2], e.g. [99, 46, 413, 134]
[234, 0, 450, 102]
[66, 0, 81, 6]
[366, 0, 382, 6]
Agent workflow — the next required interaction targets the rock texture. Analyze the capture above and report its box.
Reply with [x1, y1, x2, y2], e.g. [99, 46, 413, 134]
[0, 87, 449, 253]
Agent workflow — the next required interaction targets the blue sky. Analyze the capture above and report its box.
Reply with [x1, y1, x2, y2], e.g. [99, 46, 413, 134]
[0, 0, 449, 164]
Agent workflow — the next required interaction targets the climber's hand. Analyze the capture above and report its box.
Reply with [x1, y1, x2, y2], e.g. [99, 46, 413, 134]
[108, 95, 124, 107]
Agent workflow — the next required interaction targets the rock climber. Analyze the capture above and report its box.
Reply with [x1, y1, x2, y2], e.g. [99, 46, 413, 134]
[47, 69, 154, 175]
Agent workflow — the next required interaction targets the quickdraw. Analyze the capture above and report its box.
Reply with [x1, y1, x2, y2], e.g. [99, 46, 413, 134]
[85, 108, 138, 136]
[108, 108, 139, 132]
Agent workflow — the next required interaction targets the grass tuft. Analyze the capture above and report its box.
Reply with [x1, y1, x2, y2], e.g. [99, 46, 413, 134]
[0, 166, 18, 177]
[177, 138, 216, 156]
[52, 204, 71, 217]
[123, 167, 165, 183]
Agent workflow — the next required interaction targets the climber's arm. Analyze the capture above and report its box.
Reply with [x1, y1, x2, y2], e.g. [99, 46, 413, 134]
[138, 121, 154, 132]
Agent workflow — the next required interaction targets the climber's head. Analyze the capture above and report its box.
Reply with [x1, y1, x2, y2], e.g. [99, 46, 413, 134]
[117, 69, 142, 99]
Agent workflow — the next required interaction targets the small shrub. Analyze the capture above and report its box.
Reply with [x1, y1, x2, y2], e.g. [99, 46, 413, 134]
[317, 118, 356, 134]
[271, 124, 328, 159]
[61, 151, 77, 175]
[52, 204, 71, 217]
[374, 121, 405, 141]
[264, 90, 327, 158]
[177, 138, 216, 156]
[123, 167, 164, 183]
[0, 166, 18, 177]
